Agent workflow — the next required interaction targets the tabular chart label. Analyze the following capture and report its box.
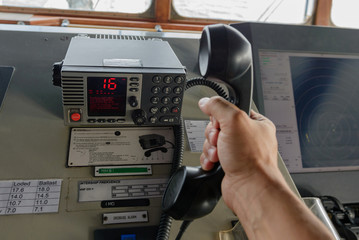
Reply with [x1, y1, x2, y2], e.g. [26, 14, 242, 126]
[0, 179, 62, 215]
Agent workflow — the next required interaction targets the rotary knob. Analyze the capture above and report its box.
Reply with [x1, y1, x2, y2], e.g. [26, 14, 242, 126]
[128, 96, 138, 107]
[132, 109, 147, 125]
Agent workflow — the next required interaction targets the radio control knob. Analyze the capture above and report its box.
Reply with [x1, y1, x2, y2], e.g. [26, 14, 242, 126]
[132, 109, 146, 125]
[128, 96, 138, 107]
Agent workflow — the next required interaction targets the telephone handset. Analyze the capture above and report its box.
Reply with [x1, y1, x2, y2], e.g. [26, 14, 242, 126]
[162, 24, 253, 222]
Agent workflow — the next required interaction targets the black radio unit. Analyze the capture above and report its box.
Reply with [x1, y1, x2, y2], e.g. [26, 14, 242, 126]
[53, 36, 186, 126]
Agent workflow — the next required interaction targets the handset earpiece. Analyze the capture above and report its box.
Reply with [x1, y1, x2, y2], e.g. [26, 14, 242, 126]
[199, 24, 253, 114]
[162, 24, 253, 222]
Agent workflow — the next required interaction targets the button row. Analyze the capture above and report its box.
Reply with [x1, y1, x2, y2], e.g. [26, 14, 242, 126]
[87, 119, 125, 123]
[151, 86, 183, 95]
[150, 106, 180, 114]
[129, 77, 140, 92]
[152, 75, 185, 84]
[151, 96, 181, 105]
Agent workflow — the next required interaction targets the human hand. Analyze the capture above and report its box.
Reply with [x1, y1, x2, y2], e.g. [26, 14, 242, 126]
[198, 96, 335, 240]
[198, 96, 280, 209]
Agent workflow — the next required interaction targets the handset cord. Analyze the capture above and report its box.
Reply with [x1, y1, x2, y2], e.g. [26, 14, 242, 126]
[185, 77, 229, 100]
[155, 77, 228, 240]
[175, 220, 193, 240]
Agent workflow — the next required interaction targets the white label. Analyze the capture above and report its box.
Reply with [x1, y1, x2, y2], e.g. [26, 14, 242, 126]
[68, 127, 175, 166]
[78, 178, 167, 202]
[103, 211, 148, 224]
[184, 120, 209, 152]
[0, 179, 62, 215]
[103, 58, 142, 67]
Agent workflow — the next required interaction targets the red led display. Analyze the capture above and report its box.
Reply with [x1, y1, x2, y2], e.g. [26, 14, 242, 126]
[103, 77, 117, 90]
[87, 77, 127, 116]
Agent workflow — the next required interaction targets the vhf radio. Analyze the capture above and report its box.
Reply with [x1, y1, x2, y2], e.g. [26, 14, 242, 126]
[53, 35, 186, 126]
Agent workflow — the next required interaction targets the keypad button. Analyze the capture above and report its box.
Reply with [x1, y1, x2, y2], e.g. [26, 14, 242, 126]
[161, 97, 171, 104]
[172, 97, 181, 104]
[161, 107, 170, 114]
[160, 117, 170, 123]
[171, 107, 180, 113]
[163, 76, 173, 84]
[152, 75, 161, 84]
[149, 117, 158, 124]
[162, 86, 172, 94]
[173, 87, 183, 94]
[152, 86, 161, 94]
[87, 119, 96, 123]
[160, 116, 178, 123]
[130, 88, 139, 92]
[151, 97, 160, 104]
[175, 76, 185, 84]
[168, 117, 177, 123]
[150, 107, 159, 114]
[130, 77, 139, 82]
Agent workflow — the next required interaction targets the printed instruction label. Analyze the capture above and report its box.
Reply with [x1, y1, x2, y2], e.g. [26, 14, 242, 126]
[184, 120, 209, 152]
[68, 127, 174, 166]
[0, 179, 62, 215]
[78, 178, 168, 202]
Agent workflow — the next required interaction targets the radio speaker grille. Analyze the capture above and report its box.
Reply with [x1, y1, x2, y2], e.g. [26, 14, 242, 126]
[62, 76, 84, 106]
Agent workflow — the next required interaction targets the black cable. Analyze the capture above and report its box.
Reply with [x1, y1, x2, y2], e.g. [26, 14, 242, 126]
[156, 120, 185, 240]
[165, 140, 175, 148]
[175, 220, 193, 240]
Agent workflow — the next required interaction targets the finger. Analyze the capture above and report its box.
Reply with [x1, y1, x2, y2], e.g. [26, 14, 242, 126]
[200, 153, 215, 171]
[198, 97, 248, 127]
[202, 139, 219, 164]
[205, 122, 219, 146]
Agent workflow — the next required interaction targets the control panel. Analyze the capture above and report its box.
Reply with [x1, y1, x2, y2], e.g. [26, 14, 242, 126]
[53, 36, 186, 126]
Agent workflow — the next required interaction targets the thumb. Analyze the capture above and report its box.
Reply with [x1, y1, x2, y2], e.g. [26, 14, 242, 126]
[198, 96, 248, 126]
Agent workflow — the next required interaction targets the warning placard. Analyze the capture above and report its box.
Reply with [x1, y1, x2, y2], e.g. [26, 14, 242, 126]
[68, 127, 174, 166]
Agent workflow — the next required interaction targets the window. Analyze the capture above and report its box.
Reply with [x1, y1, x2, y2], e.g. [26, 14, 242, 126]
[173, 0, 316, 24]
[0, 0, 152, 14]
[331, 0, 359, 29]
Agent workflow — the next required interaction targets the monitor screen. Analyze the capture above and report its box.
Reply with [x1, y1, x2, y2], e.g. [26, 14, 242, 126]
[259, 51, 359, 173]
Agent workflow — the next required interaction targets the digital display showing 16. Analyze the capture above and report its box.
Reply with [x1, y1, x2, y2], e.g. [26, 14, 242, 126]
[87, 77, 127, 116]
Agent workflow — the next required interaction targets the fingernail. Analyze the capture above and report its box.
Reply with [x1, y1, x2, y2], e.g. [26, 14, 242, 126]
[202, 157, 211, 171]
[208, 147, 215, 159]
[199, 97, 210, 107]
[208, 131, 215, 142]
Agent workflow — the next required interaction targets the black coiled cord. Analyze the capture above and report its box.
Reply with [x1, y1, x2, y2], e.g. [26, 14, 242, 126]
[156, 120, 185, 240]
[185, 77, 229, 100]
